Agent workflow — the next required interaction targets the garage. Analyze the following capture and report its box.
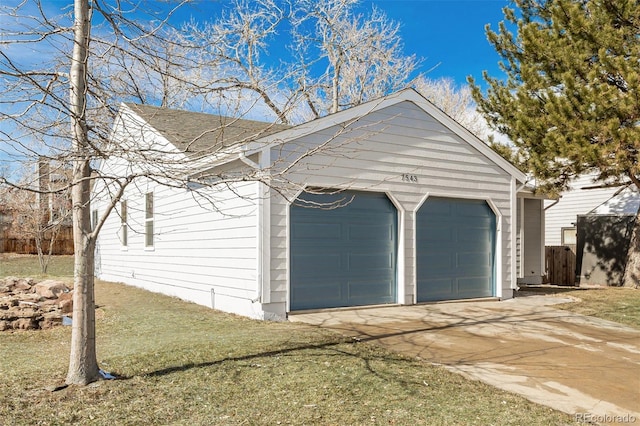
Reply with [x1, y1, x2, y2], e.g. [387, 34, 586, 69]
[417, 197, 496, 302]
[290, 190, 397, 311]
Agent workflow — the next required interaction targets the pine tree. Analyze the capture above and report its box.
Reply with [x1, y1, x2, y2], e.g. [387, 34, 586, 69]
[469, 0, 640, 287]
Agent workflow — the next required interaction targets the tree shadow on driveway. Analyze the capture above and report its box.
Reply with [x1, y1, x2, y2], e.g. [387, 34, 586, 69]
[290, 296, 640, 421]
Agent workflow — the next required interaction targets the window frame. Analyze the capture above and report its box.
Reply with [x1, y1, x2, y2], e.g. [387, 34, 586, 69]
[120, 200, 128, 249]
[145, 192, 154, 249]
[91, 209, 98, 231]
[561, 227, 577, 246]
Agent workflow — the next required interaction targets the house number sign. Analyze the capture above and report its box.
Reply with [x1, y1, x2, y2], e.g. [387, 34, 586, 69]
[402, 173, 418, 183]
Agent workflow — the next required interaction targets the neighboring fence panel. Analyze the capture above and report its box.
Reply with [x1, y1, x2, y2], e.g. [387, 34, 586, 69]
[545, 245, 577, 286]
[1, 227, 74, 255]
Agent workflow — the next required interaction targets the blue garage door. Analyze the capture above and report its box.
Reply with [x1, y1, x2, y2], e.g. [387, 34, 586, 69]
[417, 197, 495, 302]
[290, 190, 397, 311]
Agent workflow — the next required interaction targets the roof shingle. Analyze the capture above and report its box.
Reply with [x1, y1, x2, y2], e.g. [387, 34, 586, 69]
[124, 103, 290, 158]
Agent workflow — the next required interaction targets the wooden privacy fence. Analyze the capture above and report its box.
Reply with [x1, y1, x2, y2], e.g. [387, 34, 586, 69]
[0, 227, 74, 255]
[545, 245, 577, 286]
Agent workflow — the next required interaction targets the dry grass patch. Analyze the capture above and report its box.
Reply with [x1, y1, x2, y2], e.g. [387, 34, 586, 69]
[554, 287, 640, 329]
[0, 256, 577, 425]
[0, 253, 74, 281]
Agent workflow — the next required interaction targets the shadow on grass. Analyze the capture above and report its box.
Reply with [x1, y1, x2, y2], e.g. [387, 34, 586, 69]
[138, 339, 354, 379]
[134, 304, 589, 381]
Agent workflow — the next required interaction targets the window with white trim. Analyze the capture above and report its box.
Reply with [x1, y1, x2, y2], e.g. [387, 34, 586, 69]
[145, 192, 154, 248]
[561, 227, 576, 245]
[91, 209, 98, 231]
[120, 200, 128, 247]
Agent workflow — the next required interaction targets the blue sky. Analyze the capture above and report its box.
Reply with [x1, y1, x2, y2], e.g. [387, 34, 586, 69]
[174, 0, 513, 89]
[5, 0, 512, 89]
[366, 0, 511, 87]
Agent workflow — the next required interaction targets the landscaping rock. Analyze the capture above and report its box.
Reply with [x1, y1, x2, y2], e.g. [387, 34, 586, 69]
[2, 277, 19, 291]
[0, 310, 16, 321]
[13, 318, 38, 330]
[16, 307, 39, 319]
[20, 293, 43, 304]
[14, 278, 33, 292]
[59, 298, 73, 315]
[34, 280, 69, 299]
[41, 313, 62, 329]
[0, 278, 72, 331]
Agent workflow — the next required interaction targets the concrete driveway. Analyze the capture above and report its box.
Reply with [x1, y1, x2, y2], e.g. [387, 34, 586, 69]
[290, 295, 640, 423]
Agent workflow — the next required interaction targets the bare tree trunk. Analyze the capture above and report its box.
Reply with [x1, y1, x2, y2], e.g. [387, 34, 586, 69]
[331, 56, 341, 114]
[66, 0, 100, 386]
[35, 230, 46, 273]
[43, 224, 63, 274]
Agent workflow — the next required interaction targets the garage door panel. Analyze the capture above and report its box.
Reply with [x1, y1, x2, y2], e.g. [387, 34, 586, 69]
[290, 190, 397, 311]
[348, 224, 394, 240]
[417, 197, 495, 302]
[292, 222, 342, 240]
[348, 253, 394, 270]
[459, 228, 491, 241]
[347, 279, 395, 298]
[292, 254, 342, 276]
[457, 278, 492, 297]
[418, 253, 454, 271]
[418, 278, 455, 297]
[457, 252, 490, 268]
[292, 282, 344, 308]
[421, 227, 454, 242]
[422, 201, 452, 215]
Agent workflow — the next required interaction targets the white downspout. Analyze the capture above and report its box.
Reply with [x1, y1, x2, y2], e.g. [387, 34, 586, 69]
[237, 152, 264, 305]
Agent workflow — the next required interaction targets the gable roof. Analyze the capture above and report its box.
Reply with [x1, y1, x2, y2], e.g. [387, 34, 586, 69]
[123, 103, 289, 158]
[122, 89, 527, 183]
[243, 88, 527, 183]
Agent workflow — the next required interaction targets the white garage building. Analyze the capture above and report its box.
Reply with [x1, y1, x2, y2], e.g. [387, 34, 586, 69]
[94, 89, 544, 320]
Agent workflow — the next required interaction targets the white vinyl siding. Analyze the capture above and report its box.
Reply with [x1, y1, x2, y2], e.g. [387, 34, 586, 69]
[269, 101, 516, 308]
[545, 173, 622, 245]
[95, 177, 260, 316]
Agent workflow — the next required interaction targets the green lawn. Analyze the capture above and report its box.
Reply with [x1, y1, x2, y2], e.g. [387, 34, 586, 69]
[0, 256, 580, 425]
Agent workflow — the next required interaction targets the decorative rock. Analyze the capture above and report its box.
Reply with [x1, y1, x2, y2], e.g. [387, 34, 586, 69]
[0, 310, 17, 321]
[13, 318, 38, 330]
[0, 278, 73, 331]
[16, 307, 39, 319]
[41, 313, 62, 329]
[19, 294, 43, 304]
[34, 280, 69, 299]
[59, 298, 73, 315]
[14, 279, 32, 292]
[57, 291, 73, 302]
